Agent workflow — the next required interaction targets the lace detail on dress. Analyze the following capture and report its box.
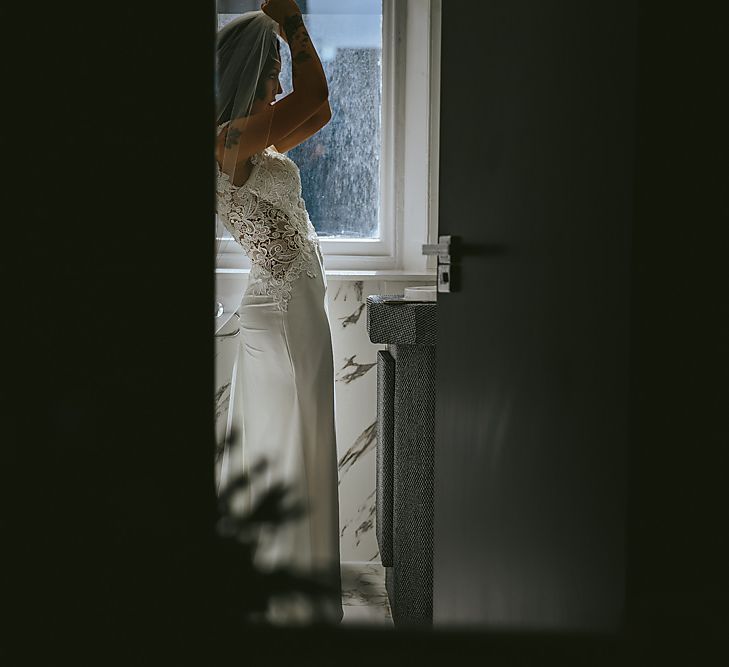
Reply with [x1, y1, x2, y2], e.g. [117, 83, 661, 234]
[215, 122, 321, 312]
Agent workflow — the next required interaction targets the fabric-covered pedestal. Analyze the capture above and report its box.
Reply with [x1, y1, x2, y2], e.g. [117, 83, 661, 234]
[366, 295, 437, 626]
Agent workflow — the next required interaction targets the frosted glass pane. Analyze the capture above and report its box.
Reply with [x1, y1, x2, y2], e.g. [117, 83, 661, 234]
[217, 1, 382, 240]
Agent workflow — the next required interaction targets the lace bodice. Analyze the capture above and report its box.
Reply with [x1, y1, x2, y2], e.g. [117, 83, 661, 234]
[215, 121, 322, 312]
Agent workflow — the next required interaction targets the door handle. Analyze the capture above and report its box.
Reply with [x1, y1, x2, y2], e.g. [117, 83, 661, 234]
[422, 235, 460, 293]
[421, 239, 451, 262]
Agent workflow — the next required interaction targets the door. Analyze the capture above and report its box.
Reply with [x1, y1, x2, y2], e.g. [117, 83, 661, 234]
[433, 1, 636, 631]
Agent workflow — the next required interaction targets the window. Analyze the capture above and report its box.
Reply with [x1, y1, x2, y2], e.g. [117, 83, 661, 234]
[280, 1, 382, 240]
[216, 0, 440, 273]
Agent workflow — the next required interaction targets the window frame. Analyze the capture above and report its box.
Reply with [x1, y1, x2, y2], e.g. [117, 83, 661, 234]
[215, 0, 441, 273]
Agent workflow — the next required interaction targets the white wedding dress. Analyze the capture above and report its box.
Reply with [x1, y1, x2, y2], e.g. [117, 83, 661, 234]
[215, 121, 343, 625]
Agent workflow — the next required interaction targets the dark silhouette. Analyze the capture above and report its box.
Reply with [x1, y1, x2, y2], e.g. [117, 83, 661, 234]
[213, 433, 341, 626]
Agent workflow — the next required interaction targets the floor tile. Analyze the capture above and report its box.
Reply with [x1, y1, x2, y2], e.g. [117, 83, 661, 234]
[341, 561, 393, 626]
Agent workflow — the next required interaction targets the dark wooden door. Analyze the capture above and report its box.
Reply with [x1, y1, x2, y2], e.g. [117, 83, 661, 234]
[433, 0, 636, 631]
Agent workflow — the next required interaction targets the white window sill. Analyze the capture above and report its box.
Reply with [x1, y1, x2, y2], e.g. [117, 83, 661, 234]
[216, 268, 436, 282]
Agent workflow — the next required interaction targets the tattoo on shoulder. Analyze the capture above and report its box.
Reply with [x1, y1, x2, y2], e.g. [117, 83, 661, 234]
[225, 127, 241, 148]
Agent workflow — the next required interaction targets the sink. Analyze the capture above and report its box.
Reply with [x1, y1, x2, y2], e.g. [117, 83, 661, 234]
[215, 269, 249, 334]
[403, 285, 437, 301]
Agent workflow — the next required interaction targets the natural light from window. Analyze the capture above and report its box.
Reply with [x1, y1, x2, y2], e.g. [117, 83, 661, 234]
[217, 0, 383, 240]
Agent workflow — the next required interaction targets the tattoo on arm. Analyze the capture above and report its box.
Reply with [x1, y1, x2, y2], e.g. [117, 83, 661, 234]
[224, 127, 241, 149]
[283, 13, 305, 42]
[293, 50, 313, 68]
[284, 13, 314, 78]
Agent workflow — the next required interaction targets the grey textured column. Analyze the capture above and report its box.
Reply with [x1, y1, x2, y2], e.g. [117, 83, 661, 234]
[367, 295, 437, 626]
[376, 350, 395, 567]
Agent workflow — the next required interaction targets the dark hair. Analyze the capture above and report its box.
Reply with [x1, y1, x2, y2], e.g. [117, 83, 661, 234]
[215, 15, 280, 124]
[253, 41, 281, 103]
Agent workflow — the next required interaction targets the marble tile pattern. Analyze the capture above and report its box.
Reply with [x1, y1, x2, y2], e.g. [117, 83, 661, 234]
[341, 562, 393, 626]
[214, 277, 433, 562]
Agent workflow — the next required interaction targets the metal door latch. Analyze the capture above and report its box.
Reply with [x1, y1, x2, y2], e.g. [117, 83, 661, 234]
[422, 235, 459, 292]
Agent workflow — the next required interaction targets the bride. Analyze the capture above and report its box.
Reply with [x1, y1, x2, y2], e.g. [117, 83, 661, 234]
[214, 0, 342, 624]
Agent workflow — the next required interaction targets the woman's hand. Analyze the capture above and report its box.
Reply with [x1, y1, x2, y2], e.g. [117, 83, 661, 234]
[261, 0, 301, 26]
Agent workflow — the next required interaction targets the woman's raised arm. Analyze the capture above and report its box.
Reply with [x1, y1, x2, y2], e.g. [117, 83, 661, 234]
[279, 8, 328, 100]
[221, 0, 329, 166]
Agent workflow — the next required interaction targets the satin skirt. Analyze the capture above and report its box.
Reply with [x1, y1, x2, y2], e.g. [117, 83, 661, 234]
[221, 245, 343, 625]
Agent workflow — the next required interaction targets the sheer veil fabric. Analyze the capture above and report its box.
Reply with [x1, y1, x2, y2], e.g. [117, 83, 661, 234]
[214, 10, 278, 314]
[214, 10, 343, 625]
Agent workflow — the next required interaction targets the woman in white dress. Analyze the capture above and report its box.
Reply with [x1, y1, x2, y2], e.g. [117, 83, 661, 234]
[214, 1, 342, 624]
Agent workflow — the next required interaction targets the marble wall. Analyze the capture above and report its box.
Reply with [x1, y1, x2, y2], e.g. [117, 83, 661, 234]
[214, 276, 433, 563]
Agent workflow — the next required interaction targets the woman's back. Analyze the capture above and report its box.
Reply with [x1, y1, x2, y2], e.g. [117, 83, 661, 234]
[215, 121, 322, 313]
